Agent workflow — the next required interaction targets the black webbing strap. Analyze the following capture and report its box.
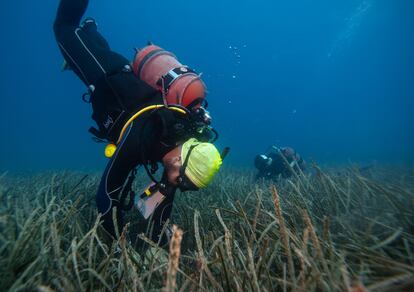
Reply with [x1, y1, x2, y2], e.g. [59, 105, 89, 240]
[119, 168, 137, 211]
[179, 144, 198, 180]
[177, 144, 199, 191]
[187, 98, 208, 110]
[157, 66, 197, 94]
[221, 147, 230, 160]
[183, 145, 197, 169]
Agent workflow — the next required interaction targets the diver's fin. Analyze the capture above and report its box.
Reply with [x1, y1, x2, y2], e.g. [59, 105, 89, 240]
[61, 59, 71, 72]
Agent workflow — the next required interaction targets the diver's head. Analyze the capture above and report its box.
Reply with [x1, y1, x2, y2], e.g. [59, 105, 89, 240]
[254, 154, 272, 171]
[281, 147, 295, 157]
[162, 138, 222, 191]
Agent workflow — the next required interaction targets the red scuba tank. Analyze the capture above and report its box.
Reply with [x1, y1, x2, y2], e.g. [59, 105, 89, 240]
[132, 45, 206, 108]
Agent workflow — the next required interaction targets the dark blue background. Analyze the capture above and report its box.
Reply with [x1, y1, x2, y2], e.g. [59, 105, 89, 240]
[0, 0, 413, 171]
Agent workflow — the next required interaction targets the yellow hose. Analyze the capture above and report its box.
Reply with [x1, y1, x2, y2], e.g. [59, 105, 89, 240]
[105, 105, 187, 158]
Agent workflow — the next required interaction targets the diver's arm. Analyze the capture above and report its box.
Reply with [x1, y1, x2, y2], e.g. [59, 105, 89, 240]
[150, 186, 177, 246]
[54, 0, 89, 28]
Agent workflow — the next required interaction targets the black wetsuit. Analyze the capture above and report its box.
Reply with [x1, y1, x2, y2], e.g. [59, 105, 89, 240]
[53, 0, 186, 244]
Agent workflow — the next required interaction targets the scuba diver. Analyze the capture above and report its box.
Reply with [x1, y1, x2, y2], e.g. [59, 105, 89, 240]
[254, 146, 305, 180]
[53, 0, 225, 246]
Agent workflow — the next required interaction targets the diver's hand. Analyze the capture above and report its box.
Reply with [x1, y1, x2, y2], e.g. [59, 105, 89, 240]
[136, 185, 166, 219]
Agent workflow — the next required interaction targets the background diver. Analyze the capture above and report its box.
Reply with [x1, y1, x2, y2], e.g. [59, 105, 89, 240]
[53, 0, 226, 246]
[254, 146, 306, 180]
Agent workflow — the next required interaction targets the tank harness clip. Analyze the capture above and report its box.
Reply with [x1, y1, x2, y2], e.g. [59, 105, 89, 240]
[82, 84, 95, 103]
[121, 64, 132, 73]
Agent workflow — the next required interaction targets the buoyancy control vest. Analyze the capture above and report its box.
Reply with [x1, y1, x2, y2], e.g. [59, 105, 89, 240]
[88, 44, 208, 143]
[88, 65, 162, 143]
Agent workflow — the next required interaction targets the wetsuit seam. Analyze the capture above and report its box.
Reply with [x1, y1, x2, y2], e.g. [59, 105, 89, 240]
[75, 28, 107, 74]
[58, 42, 90, 85]
[159, 203, 172, 226]
[101, 121, 134, 216]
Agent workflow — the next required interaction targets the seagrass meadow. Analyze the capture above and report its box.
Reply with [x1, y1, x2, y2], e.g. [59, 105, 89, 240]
[0, 166, 413, 291]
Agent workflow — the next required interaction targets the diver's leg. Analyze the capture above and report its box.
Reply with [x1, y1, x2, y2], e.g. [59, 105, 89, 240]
[148, 193, 176, 246]
[96, 161, 129, 238]
[96, 122, 143, 237]
[53, 0, 129, 86]
[80, 18, 110, 50]
[54, 0, 89, 28]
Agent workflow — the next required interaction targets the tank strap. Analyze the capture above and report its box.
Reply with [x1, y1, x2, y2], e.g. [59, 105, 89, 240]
[157, 66, 197, 94]
[187, 98, 208, 110]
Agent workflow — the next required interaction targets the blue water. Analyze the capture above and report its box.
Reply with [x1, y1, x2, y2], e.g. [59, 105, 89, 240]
[0, 0, 413, 171]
